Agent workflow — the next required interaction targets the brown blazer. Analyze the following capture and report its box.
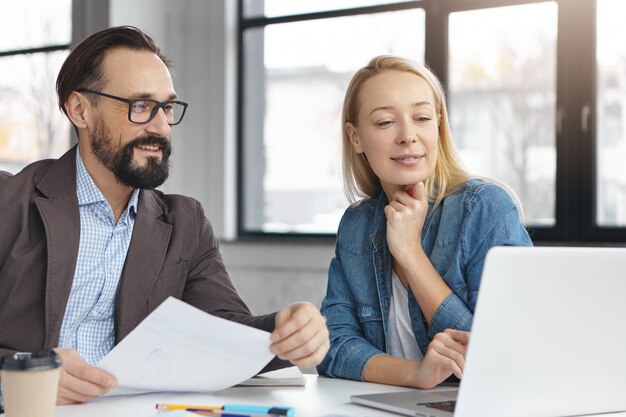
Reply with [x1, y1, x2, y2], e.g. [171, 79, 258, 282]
[0, 147, 284, 370]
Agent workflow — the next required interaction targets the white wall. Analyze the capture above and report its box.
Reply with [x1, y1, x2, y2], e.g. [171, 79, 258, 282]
[110, 0, 333, 314]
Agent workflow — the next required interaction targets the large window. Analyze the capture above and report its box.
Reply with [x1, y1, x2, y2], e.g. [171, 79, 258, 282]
[240, 1, 425, 234]
[238, 0, 626, 243]
[0, 0, 72, 174]
[448, 3, 557, 226]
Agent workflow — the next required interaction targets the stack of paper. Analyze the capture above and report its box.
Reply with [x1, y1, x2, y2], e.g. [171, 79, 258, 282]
[238, 366, 306, 387]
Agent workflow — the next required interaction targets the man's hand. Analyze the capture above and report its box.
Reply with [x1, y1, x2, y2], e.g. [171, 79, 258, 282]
[270, 302, 329, 368]
[54, 348, 117, 404]
[415, 329, 470, 389]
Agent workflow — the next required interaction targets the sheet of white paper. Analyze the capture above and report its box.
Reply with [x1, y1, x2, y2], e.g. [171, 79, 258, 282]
[98, 297, 275, 393]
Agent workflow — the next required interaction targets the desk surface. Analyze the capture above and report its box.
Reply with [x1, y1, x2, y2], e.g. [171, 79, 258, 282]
[6, 375, 626, 417]
[53, 374, 414, 417]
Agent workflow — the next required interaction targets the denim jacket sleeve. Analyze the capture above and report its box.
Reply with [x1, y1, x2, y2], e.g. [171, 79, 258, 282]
[317, 250, 384, 381]
[427, 183, 533, 337]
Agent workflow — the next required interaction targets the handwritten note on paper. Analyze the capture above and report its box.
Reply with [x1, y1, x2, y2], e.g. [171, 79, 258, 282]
[98, 297, 275, 393]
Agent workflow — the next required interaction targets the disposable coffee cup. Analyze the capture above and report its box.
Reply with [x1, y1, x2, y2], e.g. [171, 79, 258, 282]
[0, 349, 61, 417]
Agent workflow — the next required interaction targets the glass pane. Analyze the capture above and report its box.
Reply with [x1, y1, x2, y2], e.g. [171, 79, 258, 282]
[243, 0, 417, 18]
[243, 10, 425, 233]
[0, 51, 71, 173]
[596, 0, 626, 226]
[448, 3, 557, 226]
[0, 0, 71, 51]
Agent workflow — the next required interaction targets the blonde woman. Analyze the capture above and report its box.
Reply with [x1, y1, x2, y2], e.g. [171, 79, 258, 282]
[317, 56, 532, 388]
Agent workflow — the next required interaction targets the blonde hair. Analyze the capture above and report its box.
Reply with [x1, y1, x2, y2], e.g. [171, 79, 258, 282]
[342, 55, 470, 205]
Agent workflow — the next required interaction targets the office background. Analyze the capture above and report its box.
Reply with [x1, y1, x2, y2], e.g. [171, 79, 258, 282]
[1, 0, 625, 315]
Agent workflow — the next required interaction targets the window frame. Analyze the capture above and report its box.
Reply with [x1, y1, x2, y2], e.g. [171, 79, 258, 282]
[237, 1, 427, 239]
[0, 44, 70, 59]
[238, 0, 626, 244]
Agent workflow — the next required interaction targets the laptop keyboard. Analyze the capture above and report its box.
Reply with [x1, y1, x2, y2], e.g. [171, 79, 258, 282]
[418, 400, 457, 412]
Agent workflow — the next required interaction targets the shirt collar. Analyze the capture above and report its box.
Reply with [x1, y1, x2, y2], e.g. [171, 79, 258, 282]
[76, 148, 107, 206]
[75, 148, 140, 219]
[127, 188, 139, 219]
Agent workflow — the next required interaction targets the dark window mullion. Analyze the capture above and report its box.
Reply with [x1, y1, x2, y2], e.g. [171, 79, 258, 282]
[556, 0, 596, 243]
[236, 0, 246, 237]
[0, 44, 70, 58]
[241, 1, 424, 28]
[438, 0, 551, 13]
[423, 0, 448, 87]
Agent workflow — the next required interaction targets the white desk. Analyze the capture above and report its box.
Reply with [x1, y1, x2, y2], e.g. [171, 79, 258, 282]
[5, 375, 626, 417]
[48, 375, 626, 417]
[53, 374, 414, 417]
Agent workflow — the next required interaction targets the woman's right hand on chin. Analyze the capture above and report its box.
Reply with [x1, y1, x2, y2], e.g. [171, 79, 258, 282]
[414, 329, 470, 389]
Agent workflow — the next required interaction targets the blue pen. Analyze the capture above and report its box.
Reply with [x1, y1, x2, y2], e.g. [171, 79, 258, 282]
[155, 403, 294, 417]
[223, 405, 295, 417]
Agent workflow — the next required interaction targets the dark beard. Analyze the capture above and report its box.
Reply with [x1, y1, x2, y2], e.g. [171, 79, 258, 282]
[90, 123, 172, 189]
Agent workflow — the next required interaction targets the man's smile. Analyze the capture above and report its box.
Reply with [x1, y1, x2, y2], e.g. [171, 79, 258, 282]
[137, 144, 161, 152]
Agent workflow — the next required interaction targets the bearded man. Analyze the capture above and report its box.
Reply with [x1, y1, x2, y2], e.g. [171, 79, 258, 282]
[0, 26, 328, 405]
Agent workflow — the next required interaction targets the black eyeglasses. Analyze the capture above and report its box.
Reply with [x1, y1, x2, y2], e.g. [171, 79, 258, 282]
[76, 88, 189, 125]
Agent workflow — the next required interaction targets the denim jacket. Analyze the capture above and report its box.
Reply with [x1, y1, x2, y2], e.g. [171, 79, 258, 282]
[317, 179, 533, 381]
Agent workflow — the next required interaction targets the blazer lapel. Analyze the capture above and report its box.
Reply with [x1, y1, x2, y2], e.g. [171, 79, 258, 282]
[34, 147, 81, 348]
[115, 190, 172, 341]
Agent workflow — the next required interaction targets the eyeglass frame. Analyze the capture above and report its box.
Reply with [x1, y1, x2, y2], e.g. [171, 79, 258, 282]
[76, 88, 189, 126]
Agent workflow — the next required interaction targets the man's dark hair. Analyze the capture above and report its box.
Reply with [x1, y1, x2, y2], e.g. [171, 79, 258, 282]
[56, 25, 171, 118]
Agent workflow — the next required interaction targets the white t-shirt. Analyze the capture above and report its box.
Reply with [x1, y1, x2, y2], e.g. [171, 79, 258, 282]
[387, 270, 424, 361]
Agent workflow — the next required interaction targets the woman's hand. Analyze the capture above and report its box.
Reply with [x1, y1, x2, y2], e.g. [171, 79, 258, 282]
[384, 182, 429, 262]
[362, 329, 470, 388]
[414, 329, 470, 389]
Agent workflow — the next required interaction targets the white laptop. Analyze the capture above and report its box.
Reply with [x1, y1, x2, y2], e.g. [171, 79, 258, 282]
[351, 246, 626, 417]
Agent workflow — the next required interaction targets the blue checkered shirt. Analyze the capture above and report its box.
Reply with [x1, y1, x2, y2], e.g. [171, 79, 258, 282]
[57, 149, 139, 365]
